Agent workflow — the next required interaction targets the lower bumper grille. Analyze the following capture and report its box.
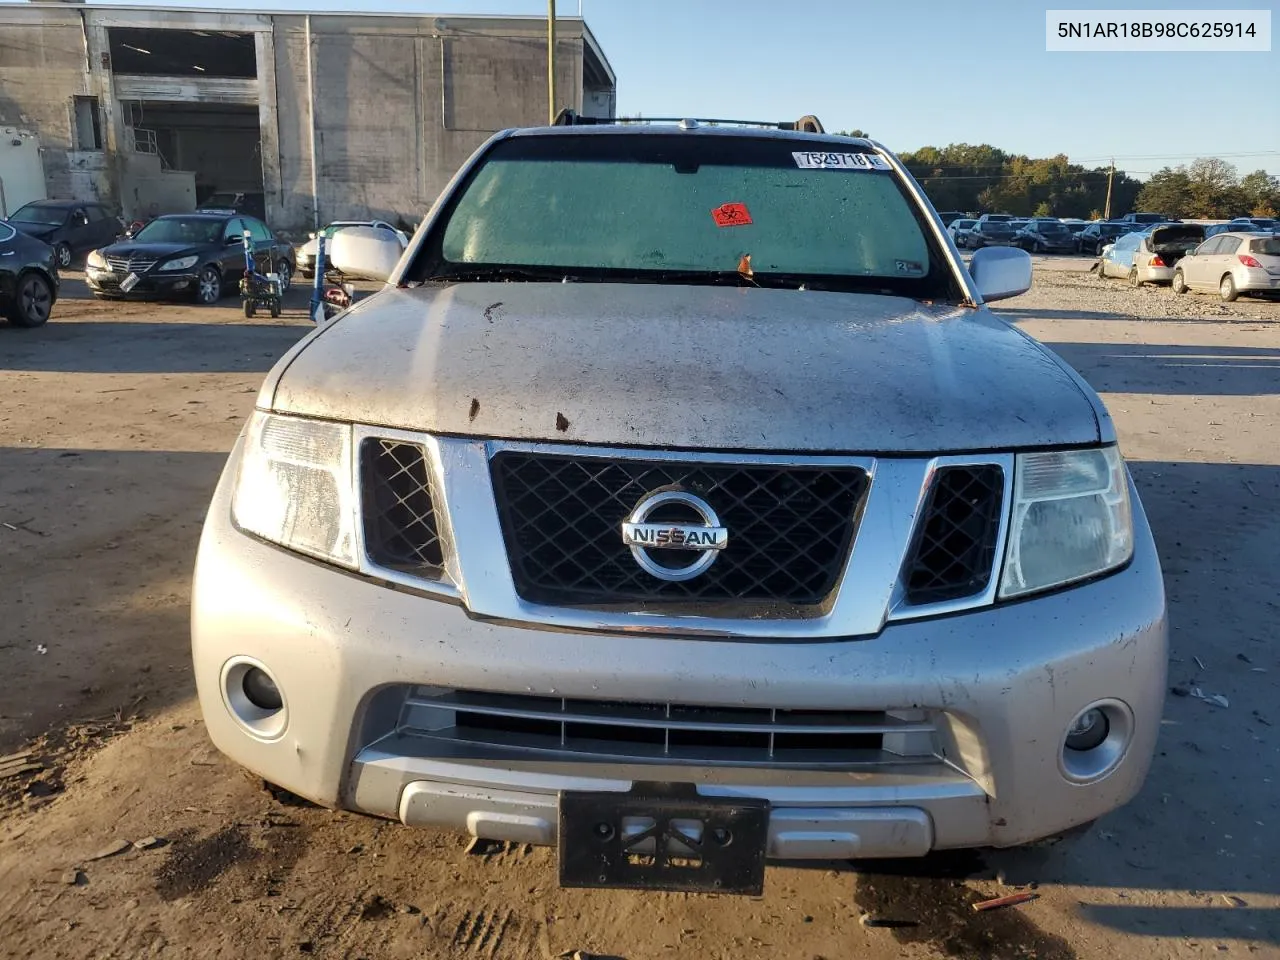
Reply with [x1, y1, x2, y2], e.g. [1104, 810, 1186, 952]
[399, 688, 937, 768]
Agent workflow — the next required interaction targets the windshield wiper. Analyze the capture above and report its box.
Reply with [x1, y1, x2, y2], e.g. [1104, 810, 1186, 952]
[427, 265, 573, 283]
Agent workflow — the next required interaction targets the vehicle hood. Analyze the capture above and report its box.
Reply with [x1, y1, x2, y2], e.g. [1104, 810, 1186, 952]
[268, 283, 1100, 453]
[10, 222, 58, 240]
[100, 240, 208, 260]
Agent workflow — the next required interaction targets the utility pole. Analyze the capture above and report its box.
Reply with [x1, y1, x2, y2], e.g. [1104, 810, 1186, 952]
[1103, 158, 1115, 220]
[547, 0, 557, 124]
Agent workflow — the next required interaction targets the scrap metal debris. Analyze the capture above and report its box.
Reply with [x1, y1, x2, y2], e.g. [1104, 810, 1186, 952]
[1189, 687, 1229, 708]
[972, 892, 1040, 912]
[87, 839, 132, 861]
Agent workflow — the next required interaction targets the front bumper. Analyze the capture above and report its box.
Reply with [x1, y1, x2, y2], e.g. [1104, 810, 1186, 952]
[192, 441, 1168, 859]
[86, 268, 198, 297]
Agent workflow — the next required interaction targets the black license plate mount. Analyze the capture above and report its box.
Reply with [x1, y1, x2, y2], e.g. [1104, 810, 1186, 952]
[558, 782, 769, 895]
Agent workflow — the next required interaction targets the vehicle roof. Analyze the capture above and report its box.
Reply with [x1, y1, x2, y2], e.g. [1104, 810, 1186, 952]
[155, 212, 233, 221]
[19, 199, 102, 208]
[503, 123, 875, 149]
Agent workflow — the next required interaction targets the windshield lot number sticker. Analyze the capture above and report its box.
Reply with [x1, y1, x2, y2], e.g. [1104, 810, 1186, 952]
[712, 202, 753, 227]
[793, 152, 891, 171]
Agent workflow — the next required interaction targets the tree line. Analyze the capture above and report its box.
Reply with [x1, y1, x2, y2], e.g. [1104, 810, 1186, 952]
[837, 132, 1277, 220]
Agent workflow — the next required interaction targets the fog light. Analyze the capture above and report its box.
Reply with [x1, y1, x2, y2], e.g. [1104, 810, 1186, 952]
[242, 667, 283, 711]
[1059, 699, 1133, 783]
[220, 657, 288, 740]
[1065, 708, 1109, 752]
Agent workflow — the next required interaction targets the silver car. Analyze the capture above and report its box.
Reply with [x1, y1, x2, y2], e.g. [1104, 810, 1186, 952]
[1172, 231, 1280, 301]
[192, 119, 1166, 895]
[1098, 223, 1204, 286]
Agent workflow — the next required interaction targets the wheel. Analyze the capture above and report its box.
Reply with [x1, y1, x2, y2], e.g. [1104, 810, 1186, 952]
[1171, 270, 1188, 295]
[242, 299, 257, 318]
[1128, 267, 1141, 288]
[275, 261, 292, 293]
[1219, 274, 1239, 302]
[5, 272, 53, 327]
[196, 266, 222, 304]
[54, 242, 73, 269]
[270, 300, 281, 319]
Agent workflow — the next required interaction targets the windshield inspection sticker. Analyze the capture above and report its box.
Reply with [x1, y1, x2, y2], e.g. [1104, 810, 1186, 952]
[711, 202, 753, 227]
[793, 151, 891, 171]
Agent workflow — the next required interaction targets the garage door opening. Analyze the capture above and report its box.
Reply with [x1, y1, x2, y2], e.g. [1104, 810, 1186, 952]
[124, 101, 264, 219]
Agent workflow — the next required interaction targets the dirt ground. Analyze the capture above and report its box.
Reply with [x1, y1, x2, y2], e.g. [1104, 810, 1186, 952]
[0, 268, 1277, 959]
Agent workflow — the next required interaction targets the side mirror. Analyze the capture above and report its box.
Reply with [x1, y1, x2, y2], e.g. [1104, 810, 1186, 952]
[968, 246, 1032, 303]
[329, 226, 403, 283]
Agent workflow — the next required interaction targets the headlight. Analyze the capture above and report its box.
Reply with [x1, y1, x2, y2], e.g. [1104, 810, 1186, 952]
[999, 447, 1133, 599]
[86, 250, 105, 269]
[159, 255, 199, 271]
[231, 412, 358, 568]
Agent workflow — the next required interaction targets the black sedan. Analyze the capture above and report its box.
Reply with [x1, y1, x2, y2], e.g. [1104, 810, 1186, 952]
[6, 199, 121, 268]
[966, 220, 1019, 249]
[1075, 221, 1132, 256]
[85, 213, 294, 304]
[1014, 219, 1077, 254]
[0, 220, 59, 327]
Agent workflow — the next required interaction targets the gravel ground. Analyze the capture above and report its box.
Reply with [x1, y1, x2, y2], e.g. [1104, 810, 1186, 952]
[0, 267, 1276, 959]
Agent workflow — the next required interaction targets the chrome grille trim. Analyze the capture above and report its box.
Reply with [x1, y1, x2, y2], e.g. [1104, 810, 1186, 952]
[105, 256, 157, 273]
[347, 431, 1013, 638]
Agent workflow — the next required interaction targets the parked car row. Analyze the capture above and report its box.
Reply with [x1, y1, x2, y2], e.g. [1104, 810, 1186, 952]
[1097, 221, 1279, 301]
[2, 204, 418, 326]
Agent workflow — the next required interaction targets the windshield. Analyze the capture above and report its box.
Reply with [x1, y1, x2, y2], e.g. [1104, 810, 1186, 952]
[321, 222, 371, 238]
[956, 220, 976, 228]
[983, 222, 1014, 233]
[1038, 222, 1069, 235]
[419, 134, 954, 298]
[10, 204, 65, 226]
[134, 217, 223, 245]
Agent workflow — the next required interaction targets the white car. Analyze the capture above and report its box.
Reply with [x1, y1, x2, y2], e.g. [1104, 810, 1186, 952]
[297, 220, 408, 279]
[1172, 231, 1280, 301]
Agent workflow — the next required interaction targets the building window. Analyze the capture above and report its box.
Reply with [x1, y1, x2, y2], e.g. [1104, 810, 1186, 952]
[73, 96, 103, 150]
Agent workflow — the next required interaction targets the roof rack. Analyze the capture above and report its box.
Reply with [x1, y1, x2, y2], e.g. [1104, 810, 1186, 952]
[551, 109, 826, 133]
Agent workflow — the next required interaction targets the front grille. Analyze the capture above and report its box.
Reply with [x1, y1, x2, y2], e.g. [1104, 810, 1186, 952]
[490, 454, 868, 608]
[105, 256, 156, 273]
[400, 688, 937, 767]
[903, 465, 1004, 605]
[360, 438, 446, 578]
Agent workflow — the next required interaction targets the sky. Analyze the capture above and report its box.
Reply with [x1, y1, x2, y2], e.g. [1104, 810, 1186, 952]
[19, 0, 1280, 178]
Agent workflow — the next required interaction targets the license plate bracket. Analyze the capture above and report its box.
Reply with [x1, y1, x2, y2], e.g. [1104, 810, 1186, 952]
[558, 782, 769, 895]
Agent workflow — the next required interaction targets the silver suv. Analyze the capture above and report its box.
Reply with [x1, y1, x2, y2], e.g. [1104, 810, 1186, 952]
[192, 117, 1167, 895]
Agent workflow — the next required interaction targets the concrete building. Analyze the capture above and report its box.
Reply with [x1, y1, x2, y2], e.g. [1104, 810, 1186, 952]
[0, 3, 615, 230]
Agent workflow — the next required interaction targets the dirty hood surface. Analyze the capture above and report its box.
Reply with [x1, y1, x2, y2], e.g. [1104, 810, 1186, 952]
[269, 283, 1099, 452]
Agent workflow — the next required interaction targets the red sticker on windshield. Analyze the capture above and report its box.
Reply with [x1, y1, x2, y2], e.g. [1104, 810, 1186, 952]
[711, 202, 753, 227]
